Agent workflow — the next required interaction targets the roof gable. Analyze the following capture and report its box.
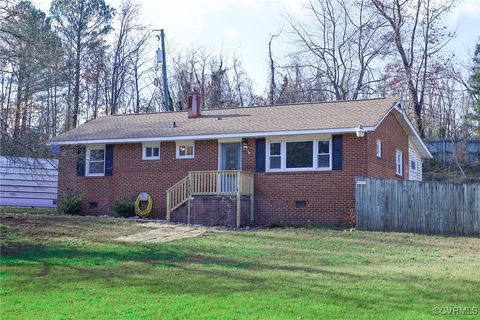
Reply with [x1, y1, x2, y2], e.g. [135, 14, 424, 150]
[389, 107, 432, 159]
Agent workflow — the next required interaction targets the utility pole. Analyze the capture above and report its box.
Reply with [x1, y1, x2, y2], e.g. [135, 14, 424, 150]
[154, 29, 173, 111]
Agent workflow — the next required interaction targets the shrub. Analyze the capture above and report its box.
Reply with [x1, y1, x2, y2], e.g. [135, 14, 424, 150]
[58, 190, 84, 215]
[111, 198, 136, 217]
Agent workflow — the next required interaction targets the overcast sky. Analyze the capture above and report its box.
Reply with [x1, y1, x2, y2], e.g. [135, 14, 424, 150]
[33, 0, 480, 94]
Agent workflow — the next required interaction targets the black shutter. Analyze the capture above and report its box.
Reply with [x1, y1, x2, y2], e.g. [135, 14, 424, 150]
[76, 145, 86, 176]
[332, 135, 343, 170]
[105, 145, 113, 176]
[255, 138, 266, 172]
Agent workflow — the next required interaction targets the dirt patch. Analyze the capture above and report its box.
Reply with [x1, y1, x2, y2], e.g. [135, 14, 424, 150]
[115, 223, 214, 243]
[1, 213, 220, 244]
[0, 214, 148, 241]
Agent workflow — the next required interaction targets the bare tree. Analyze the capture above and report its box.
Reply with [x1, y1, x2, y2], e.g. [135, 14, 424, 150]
[371, 0, 455, 137]
[84, 39, 108, 119]
[129, 31, 151, 114]
[287, 0, 391, 100]
[168, 46, 258, 110]
[268, 32, 281, 105]
[109, 0, 144, 114]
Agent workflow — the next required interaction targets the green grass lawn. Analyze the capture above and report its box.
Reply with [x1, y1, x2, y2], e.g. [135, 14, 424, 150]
[1, 212, 479, 319]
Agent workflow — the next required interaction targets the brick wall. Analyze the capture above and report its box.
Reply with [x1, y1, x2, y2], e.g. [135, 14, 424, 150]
[242, 134, 365, 226]
[241, 112, 408, 227]
[58, 112, 409, 226]
[366, 112, 409, 179]
[59, 140, 218, 219]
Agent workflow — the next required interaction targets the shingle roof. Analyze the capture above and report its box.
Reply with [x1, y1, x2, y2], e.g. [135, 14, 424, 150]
[49, 97, 399, 143]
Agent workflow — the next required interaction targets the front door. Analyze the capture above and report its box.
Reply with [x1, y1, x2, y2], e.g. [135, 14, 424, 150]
[219, 142, 241, 193]
[220, 142, 241, 170]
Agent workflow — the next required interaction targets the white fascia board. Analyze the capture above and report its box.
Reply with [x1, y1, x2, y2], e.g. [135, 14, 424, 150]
[48, 126, 376, 146]
[400, 112, 433, 158]
[389, 106, 433, 159]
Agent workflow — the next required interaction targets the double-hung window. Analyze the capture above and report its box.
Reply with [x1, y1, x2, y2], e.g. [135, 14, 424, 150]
[86, 145, 105, 176]
[142, 142, 160, 160]
[317, 140, 331, 168]
[376, 140, 382, 158]
[176, 141, 195, 159]
[396, 149, 403, 176]
[269, 142, 281, 169]
[267, 137, 332, 172]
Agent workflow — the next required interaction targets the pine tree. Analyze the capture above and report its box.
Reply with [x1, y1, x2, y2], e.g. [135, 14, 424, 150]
[50, 0, 114, 129]
[468, 41, 480, 134]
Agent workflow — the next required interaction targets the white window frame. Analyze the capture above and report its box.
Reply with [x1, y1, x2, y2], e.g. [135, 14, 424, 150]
[316, 139, 332, 169]
[266, 135, 332, 172]
[268, 142, 282, 170]
[86, 144, 106, 177]
[176, 140, 195, 159]
[142, 142, 160, 160]
[396, 149, 403, 176]
[376, 139, 382, 158]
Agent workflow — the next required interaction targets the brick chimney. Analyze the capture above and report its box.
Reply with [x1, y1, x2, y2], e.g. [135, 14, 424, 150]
[187, 90, 201, 118]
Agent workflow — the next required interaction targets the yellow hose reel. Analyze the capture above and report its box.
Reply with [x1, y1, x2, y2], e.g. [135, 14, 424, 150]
[135, 192, 153, 218]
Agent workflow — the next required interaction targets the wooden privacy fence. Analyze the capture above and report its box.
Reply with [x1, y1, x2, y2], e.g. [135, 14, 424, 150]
[425, 138, 480, 165]
[356, 177, 480, 236]
[0, 156, 58, 208]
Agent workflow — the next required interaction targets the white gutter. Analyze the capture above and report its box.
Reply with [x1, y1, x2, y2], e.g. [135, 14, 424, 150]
[388, 104, 433, 159]
[48, 126, 376, 146]
[397, 111, 433, 158]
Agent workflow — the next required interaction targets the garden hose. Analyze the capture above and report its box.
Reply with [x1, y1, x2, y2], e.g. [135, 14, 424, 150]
[135, 192, 153, 218]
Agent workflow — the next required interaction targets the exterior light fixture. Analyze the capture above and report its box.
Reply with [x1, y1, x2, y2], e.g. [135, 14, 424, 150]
[242, 139, 250, 154]
[356, 125, 365, 138]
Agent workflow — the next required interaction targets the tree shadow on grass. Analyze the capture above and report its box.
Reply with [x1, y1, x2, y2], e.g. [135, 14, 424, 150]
[2, 240, 479, 309]
[2, 228, 479, 318]
[10, 257, 478, 318]
[1, 241, 187, 267]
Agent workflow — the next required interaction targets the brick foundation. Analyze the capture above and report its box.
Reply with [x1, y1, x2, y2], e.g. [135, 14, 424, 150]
[171, 195, 251, 227]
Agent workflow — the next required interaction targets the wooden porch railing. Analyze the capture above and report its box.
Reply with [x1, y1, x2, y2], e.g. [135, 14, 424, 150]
[165, 175, 189, 218]
[166, 170, 254, 226]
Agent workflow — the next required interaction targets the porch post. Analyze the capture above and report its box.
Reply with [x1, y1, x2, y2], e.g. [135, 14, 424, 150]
[166, 193, 171, 222]
[250, 174, 254, 225]
[236, 171, 241, 228]
[187, 172, 192, 224]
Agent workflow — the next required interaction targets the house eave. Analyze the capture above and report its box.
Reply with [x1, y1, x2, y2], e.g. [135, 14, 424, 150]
[391, 107, 433, 159]
[48, 126, 376, 146]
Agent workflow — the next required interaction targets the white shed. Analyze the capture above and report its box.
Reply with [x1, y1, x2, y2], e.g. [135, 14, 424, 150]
[0, 156, 58, 208]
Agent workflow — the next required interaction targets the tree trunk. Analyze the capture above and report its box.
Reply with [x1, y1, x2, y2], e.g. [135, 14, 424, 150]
[13, 69, 23, 138]
[134, 65, 140, 113]
[53, 81, 57, 136]
[268, 34, 278, 105]
[4, 73, 13, 134]
[72, 28, 82, 128]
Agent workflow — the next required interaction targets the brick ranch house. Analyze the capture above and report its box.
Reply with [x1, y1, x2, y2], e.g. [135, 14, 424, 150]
[49, 97, 432, 227]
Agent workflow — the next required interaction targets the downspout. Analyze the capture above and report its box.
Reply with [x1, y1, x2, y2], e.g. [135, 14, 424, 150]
[364, 133, 368, 178]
